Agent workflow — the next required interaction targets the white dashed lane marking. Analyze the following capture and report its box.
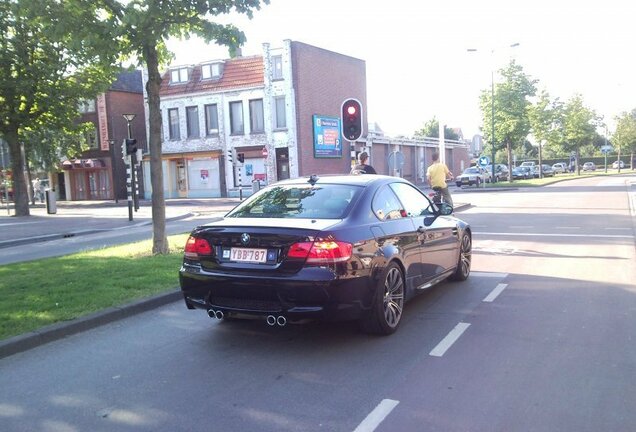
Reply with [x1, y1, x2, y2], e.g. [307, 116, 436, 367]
[483, 283, 508, 302]
[353, 399, 400, 432]
[429, 322, 471, 357]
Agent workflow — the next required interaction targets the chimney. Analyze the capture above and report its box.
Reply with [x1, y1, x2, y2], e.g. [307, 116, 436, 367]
[229, 46, 242, 58]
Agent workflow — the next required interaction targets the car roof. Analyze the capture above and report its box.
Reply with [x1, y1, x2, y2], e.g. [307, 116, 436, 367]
[273, 174, 399, 187]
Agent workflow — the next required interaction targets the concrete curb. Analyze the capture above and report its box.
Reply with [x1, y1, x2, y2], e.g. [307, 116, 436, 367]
[0, 290, 182, 360]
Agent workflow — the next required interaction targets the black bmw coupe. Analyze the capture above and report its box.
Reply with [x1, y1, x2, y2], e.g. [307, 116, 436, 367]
[179, 174, 471, 335]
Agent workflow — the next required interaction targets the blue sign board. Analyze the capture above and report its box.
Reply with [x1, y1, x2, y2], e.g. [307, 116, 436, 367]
[313, 115, 342, 158]
[478, 155, 490, 167]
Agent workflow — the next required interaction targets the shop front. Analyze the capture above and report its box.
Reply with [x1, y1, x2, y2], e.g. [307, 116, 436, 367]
[62, 158, 112, 200]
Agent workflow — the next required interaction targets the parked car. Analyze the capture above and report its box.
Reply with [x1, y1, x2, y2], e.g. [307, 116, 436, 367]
[456, 166, 490, 187]
[512, 166, 533, 180]
[582, 162, 596, 171]
[533, 164, 555, 178]
[484, 164, 509, 182]
[552, 162, 567, 174]
[520, 161, 536, 169]
[179, 174, 472, 335]
[612, 160, 625, 169]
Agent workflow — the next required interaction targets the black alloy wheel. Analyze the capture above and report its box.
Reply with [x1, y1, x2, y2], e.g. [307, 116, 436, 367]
[449, 232, 471, 281]
[360, 262, 405, 335]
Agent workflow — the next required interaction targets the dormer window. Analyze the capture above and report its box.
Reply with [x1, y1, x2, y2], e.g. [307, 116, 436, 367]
[170, 67, 189, 84]
[201, 63, 222, 80]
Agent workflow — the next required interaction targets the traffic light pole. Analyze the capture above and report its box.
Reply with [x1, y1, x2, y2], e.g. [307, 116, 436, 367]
[124, 116, 135, 222]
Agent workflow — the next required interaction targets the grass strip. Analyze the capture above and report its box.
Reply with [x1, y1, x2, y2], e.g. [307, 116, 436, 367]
[0, 233, 189, 341]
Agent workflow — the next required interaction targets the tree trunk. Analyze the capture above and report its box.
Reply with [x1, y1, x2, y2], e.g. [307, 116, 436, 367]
[506, 141, 513, 182]
[7, 129, 30, 216]
[143, 43, 169, 254]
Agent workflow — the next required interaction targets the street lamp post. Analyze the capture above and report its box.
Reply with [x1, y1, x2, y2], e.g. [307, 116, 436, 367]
[122, 114, 136, 221]
[491, 68, 496, 182]
[468, 43, 520, 183]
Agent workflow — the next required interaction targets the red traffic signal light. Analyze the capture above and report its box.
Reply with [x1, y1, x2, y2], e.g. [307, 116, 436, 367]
[341, 98, 363, 142]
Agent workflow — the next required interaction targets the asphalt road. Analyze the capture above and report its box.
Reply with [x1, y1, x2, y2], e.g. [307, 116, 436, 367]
[1, 175, 635, 432]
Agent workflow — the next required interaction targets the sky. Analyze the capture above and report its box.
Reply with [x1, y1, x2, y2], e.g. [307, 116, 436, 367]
[166, 0, 636, 139]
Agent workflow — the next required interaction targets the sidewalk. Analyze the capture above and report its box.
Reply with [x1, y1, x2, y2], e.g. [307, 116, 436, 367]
[0, 197, 241, 248]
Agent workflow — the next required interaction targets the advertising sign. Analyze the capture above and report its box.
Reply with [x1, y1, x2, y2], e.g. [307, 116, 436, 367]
[96, 94, 110, 151]
[313, 115, 342, 158]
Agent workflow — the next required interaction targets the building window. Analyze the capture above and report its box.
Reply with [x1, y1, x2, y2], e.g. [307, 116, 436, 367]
[170, 68, 189, 83]
[205, 104, 219, 136]
[168, 108, 180, 140]
[229, 101, 244, 135]
[186, 106, 199, 138]
[78, 99, 96, 113]
[84, 124, 98, 149]
[272, 55, 283, 80]
[249, 99, 264, 133]
[273, 96, 286, 129]
[201, 63, 222, 79]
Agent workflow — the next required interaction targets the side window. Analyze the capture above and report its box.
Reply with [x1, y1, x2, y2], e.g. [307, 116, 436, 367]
[371, 186, 404, 221]
[389, 182, 433, 217]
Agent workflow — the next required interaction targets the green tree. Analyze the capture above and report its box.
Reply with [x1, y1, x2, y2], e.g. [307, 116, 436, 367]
[562, 94, 599, 175]
[414, 117, 460, 140]
[613, 109, 636, 171]
[528, 89, 564, 176]
[98, 0, 269, 254]
[480, 60, 537, 181]
[0, 0, 119, 215]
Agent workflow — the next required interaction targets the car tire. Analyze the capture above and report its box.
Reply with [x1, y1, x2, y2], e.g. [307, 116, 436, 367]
[360, 262, 404, 335]
[449, 231, 472, 281]
[476, 178, 481, 187]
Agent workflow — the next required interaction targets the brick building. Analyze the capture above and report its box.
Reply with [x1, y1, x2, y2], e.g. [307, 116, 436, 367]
[60, 70, 146, 201]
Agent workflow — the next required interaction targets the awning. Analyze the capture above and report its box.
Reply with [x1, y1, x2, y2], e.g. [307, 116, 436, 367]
[61, 159, 107, 170]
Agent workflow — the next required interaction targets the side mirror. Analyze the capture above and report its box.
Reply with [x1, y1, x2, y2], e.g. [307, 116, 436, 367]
[439, 203, 453, 216]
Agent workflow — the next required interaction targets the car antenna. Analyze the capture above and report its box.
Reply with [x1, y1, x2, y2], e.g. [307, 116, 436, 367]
[308, 174, 319, 185]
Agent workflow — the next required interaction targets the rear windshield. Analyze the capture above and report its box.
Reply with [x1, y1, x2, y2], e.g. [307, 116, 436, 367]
[226, 184, 361, 219]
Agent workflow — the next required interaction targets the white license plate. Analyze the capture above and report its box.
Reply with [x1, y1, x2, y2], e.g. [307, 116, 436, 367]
[230, 247, 268, 263]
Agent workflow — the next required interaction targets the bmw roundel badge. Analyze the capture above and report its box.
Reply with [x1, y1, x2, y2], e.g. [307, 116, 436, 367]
[241, 233, 250, 245]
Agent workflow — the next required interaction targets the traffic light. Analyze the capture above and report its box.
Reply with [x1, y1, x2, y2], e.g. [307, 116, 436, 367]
[125, 138, 138, 155]
[237, 153, 245, 164]
[341, 98, 363, 142]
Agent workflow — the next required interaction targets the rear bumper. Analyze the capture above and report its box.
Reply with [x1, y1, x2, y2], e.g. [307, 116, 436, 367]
[179, 264, 375, 322]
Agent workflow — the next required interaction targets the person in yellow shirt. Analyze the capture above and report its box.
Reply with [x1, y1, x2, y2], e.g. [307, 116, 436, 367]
[426, 153, 454, 206]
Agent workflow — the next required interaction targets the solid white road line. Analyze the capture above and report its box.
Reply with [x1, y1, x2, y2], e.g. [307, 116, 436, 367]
[475, 231, 634, 239]
[470, 271, 509, 278]
[483, 283, 508, 303]
[555, 226, 580, 230]
[429, 322, 471, 357]
[353, 399, 400, 432]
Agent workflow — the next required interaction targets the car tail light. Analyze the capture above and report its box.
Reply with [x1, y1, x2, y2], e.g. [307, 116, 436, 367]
[184, 235, 213, 259]
[288, 240, 352, 266]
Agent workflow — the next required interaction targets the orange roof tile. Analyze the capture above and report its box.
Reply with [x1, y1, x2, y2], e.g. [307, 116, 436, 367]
[160, 56, 264, 97]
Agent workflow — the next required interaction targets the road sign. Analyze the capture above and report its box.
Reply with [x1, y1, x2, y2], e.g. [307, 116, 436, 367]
[600, 145, 613, 154]
[478, 155, 490, 167]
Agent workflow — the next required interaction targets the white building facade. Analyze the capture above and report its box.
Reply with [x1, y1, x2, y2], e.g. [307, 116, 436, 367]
[141, 40, 298, 199]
